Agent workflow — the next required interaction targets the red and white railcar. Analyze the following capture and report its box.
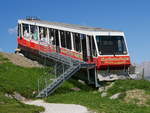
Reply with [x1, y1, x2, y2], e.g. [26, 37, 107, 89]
[17, 18, 131, 81]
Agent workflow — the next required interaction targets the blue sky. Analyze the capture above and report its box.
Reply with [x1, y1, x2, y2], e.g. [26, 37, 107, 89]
[0, 0, 150, 63]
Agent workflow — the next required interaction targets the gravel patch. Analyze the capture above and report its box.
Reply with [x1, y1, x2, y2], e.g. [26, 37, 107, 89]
[24, 100, 90, 113]
[124, 89, 150, 106]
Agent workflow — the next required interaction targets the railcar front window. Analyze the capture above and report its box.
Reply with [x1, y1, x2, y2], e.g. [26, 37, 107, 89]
[96, 36, 127, 55]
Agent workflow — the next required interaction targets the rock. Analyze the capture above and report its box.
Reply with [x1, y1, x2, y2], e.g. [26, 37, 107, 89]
[32, 91, 37, 95]
[98, 87, 105, 93]
[98, 82, 114, 93]
[124, 89, 150, 106]
[101, 92, 107, 97]
[13, 92, 26, 101]
[110, 93, 122, 99]
[78, 80, 86, 85]
[5, 93, 13, 99]
[105, 82, 115, 91]
[5, 92, 27, 101]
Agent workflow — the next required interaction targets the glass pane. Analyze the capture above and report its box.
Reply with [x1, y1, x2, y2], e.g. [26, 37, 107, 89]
[60, 30, 66, 48]
[39, 27, 48, 42]
[30, 25, 38, 41]
[66, 32, 72, 49]
[23, 24, 30, 39]
[96, 36, 127, 55]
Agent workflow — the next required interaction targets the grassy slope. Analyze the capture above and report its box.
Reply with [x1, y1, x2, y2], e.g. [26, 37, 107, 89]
[46, 79, 150, 113]
[0, 54, 54, 98]
[0, 92, 44, 113]
[107, 79, 150, 96]
[1, 53, 150, 113]
[0, 54, 45, 113]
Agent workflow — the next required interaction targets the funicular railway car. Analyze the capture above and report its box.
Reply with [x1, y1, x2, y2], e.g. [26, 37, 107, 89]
[17, 18, 131, 82]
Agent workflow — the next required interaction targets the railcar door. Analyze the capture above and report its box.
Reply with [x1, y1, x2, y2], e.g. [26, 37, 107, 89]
[88, 35, 96, 62]
[81, 34, 88, 61]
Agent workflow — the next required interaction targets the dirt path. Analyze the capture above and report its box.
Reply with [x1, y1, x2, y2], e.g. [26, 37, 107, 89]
[0, 52, 43, 68]
[23, 100, 90, 113]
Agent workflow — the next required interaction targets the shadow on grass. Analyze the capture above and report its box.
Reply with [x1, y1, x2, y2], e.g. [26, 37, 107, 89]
[51, 78, 96, 96]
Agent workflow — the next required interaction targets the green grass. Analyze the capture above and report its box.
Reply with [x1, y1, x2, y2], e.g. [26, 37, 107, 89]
[0, 54, 54, 98]
[106, 79, 150, 96]
[1, 54, 150, 113]
[0, 92, 44, 113]
[0, 54, 47, 113]
[45, 79, 150, 113]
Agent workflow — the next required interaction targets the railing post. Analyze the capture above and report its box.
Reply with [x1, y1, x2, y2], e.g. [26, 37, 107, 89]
[45, 78, 48, 97]
[94, 67, 100, 87]
[37, 79, 39, 93]
[54, 63, 57, 78]
[142, 68, 145, 80]
[63, 64, 65, 80]
[63, 64, 65, 74]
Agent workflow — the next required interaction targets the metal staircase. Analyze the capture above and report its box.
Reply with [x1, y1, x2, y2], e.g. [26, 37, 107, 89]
[39, 51, 88, 66]
[36, 48, 95, 98]
[36, 64, 81, 97]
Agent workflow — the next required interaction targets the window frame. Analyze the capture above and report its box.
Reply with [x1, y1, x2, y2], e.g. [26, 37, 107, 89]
[95, 35, 127, 55]
[22, 23, 30, 39]
[73, 33, 81, 53]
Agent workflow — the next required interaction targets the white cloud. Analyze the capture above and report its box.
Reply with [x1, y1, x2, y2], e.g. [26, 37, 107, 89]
[8, 26, 17, 35]
[0, 48, 3, 52]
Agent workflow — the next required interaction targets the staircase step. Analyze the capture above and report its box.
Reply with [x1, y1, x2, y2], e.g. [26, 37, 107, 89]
[36, 64, 81, 98]
[37, 51, 95, 98]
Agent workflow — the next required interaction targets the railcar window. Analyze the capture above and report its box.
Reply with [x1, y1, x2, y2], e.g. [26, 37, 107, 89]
[80, 34, 86, 40]
[60, 31, 72, 50]
[17, 24, 21, 37]
[49, 28, 55, 45]
[96, 36, 127, 55]
[73, 33, 81, 52]
[30, 25, 38, 41]
[60, 30, 66, 48]
[55, 29, 59, 46]
[91, 36, 97, 57]
[88, 35, 97, 57]
[66, 31, 72, 50]
[23, 24, 30, 39]
[39, 27, 48, 42]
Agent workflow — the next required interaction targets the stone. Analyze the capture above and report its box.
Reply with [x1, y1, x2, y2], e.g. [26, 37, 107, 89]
[32, 91, 37, 95]
[101, 92, 107, 97]
[5, 93, 13, 99]
[110, 93, 122, 99]
[78, 80, 86, 85]
[105, 82, 115, 91]
[98, 87, 105, 93]
[13, 92, 26, 101]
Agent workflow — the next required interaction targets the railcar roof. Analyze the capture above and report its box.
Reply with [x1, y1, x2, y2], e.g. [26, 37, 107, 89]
[20, 19, 121, 32]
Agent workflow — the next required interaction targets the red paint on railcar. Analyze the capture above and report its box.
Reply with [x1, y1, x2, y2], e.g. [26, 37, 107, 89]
[18, 37, 131, 70]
